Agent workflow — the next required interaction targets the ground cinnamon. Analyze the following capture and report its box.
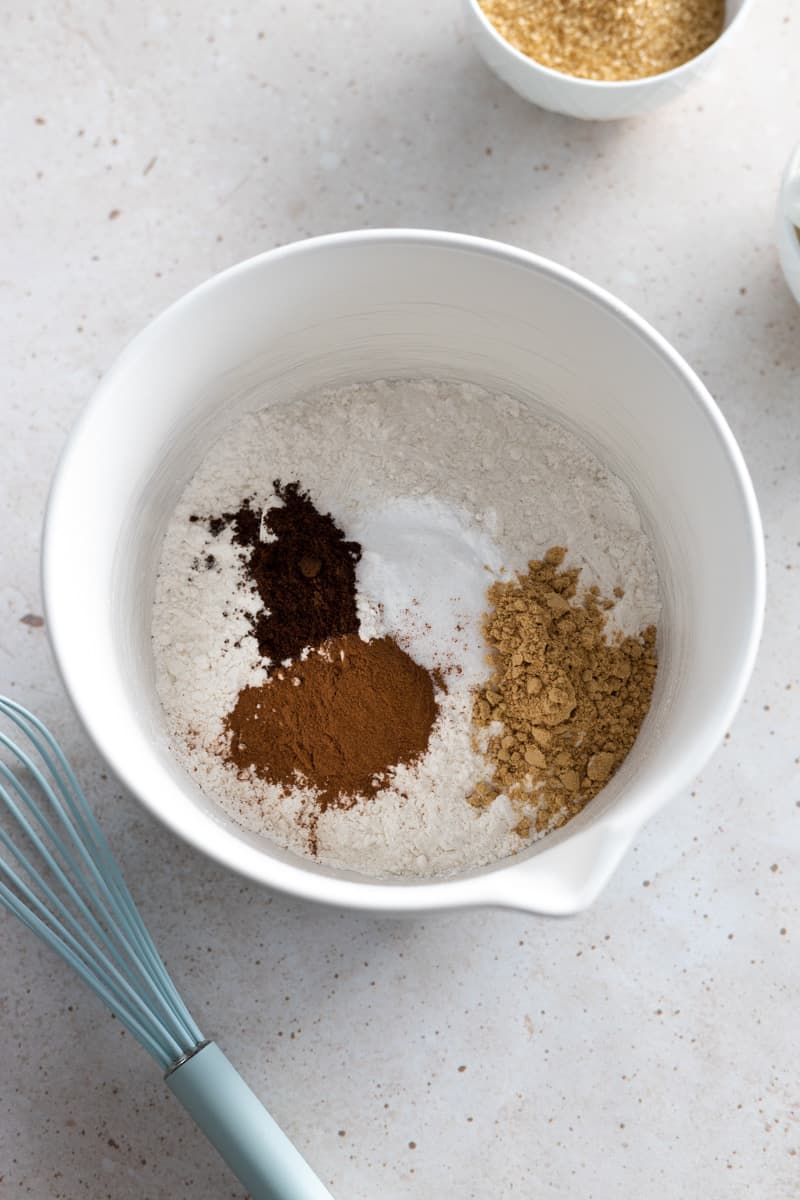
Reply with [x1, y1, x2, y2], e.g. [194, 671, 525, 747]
[225, 634, 438, 847]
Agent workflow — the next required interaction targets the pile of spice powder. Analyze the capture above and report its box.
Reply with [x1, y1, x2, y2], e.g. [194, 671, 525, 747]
[479, 0, 725, 82]
[198, 481, 439, 852]
[202, 479, 362, 662]
[227, 634, 438, 850]
[154, 380, 662, 877]
[470, 547, 657, 834]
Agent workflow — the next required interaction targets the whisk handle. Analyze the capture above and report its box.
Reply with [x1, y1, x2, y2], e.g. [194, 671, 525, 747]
[167, 1041, 334, 1199]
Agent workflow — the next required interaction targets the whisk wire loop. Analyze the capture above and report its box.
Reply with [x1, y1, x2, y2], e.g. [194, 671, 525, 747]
[0, 741, 199, 1052]
[0, 743, 193, 1057]
[0, 872, 172, 1063]
[0, 753, 172, 1004]
[0, 804, 188, 1065]
[0, 699, 202, 1069]
[1, 701, 202, 1039]
[2, 703, 191, 1010]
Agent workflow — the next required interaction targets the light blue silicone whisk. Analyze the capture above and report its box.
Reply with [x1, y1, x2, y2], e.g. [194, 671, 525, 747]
[0, 697, 334, 1200]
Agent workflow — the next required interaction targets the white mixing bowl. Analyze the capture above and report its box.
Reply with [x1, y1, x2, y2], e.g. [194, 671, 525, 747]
[43, 230, 764, 915]
[463, 0, 755, 120]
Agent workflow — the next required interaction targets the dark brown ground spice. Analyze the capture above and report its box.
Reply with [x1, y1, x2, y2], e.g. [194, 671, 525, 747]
[196, 480, 361, 664]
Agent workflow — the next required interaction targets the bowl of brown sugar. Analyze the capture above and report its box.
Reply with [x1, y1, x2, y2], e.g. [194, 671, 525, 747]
[464, 0, 755, 119]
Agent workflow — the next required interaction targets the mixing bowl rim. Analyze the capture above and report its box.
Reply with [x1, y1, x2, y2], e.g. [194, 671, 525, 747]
[42, 228, 765, 913]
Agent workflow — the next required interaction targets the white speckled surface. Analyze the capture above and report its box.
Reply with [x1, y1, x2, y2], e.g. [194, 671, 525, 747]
[1, 3, 798, 1197]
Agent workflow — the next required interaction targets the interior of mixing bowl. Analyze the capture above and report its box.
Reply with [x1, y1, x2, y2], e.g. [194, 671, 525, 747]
[43, 233, 763, 911]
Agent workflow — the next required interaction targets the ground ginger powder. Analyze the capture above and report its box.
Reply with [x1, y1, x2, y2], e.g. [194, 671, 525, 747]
[470, 547, 657, 834]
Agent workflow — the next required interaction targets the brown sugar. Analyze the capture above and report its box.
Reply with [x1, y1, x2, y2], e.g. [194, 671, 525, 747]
[479, 0, 725, 82]
[470, 547, 657, 833]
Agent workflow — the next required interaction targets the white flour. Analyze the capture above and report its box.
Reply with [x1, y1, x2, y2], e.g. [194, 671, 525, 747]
[152, 378, 660, 878]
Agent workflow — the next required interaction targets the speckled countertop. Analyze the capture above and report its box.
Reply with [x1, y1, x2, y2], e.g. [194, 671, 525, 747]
[1, 3, 799, 1197]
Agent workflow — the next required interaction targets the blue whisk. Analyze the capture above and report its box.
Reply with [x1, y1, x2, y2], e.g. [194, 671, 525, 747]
[0, 697, 333, 1200]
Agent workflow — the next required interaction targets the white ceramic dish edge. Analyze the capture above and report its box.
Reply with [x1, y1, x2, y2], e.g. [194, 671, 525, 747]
[777, 143, 800, 306]
[463, 0, 755, 121]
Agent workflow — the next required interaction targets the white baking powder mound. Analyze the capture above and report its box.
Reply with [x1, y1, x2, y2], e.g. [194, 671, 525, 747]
[152, 378, 661, 879]
[351, 496, 504, 685]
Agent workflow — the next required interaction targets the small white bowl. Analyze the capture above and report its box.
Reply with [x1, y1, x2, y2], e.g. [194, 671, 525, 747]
[777, 143, 800, 306]
[43, 230, 764, 916]
[463, 0, 754, 120]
